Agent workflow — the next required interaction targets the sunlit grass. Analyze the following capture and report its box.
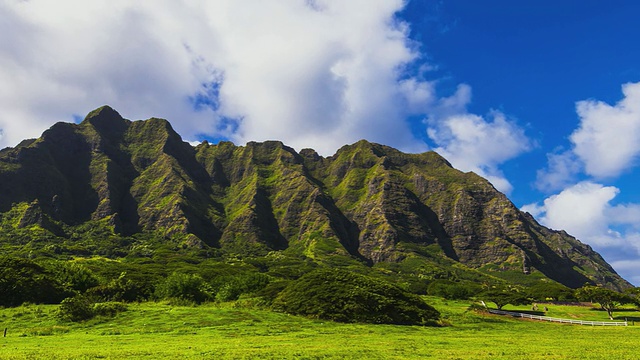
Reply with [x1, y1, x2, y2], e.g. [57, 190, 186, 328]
[1, 299, 639, 359]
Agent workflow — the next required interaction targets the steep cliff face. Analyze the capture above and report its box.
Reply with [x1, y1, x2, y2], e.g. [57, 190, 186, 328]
[0, 107, 630, 290]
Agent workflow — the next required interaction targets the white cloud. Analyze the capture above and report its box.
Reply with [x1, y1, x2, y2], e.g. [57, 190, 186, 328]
[523, 181, 640, 251]
[523, 181, 640, 284]
[398, 78, 437, 113]
[531, 82, 640, 285]
[572, 82, 640, 178]
[538, 82, 640, 186]
[0, 0, 449, 155]
[535, 150, 581, 192]
[427, 109, 532, 193]
[610, 258, 640, 287]
[530, 182, 618, 245]
[0, 0, 219, 146]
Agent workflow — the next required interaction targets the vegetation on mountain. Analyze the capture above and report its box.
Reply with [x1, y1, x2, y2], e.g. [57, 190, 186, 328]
[0, 106, 635, 324]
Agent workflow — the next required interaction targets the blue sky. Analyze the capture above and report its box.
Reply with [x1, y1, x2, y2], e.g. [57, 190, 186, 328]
[399, 1, 640, 285]
[401, 0, 640, 204]
[1, 0, 639, 284]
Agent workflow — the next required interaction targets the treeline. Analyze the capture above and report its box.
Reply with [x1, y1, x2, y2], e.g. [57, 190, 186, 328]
[0, 255, 442, 325]
[1, 255, 638, 325]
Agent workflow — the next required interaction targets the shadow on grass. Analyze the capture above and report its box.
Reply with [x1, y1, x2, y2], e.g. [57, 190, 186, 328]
[513, 310, 545, 316]
[480, 317, 507, 323]
[589, 308, 640, 313]
[613, 316, 640, 322]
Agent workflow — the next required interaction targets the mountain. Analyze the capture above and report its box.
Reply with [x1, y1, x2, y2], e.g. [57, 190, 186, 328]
[0, 106, 630, 290]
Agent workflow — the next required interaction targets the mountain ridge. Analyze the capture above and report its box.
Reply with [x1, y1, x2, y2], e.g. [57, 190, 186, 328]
[0, 106, 630, 290]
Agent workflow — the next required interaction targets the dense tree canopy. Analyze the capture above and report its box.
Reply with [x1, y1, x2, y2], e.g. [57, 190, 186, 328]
[272, 269, 440, 325]
[0, 257, 69, 307]
[481, 288, 531, 310]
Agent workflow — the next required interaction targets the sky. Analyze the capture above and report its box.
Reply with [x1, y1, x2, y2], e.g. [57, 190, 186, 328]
[1, 0, 640, 285]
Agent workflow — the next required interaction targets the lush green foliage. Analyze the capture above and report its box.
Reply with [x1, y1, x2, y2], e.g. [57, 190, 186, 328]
[526, 281, 576, 301]
[155, 273, 213, 304]
[86, 272, 152, 302]
[57, 296, 95, 322]
[42, 261, 99, 292]
[481, 287, 531, 310]
[575, 285, 635, 319]
[0, 257, 70, 306]
[57, 295, 128, 322]
[213, 273, 271, 302]
[272, 268, 440, 325]
[426, 279, 480, 300]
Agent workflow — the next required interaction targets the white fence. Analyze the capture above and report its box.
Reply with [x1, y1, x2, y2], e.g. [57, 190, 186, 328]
[488, 309, 628, 326]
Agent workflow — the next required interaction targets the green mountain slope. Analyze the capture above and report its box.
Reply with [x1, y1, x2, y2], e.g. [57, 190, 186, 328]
[0, 106, 630, 290]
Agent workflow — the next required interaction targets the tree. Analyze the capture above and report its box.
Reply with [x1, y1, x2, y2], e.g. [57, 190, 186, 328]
[526, 281, 576, 302]
[624, 287, 640, 307]
[481, 288, 530, 310]
[575, 286, 633, 320]
[43, 261, 99, 292]
[427, 280, 479, 300]
[87, 272, 151, 302]
[0, 257, 69, 306]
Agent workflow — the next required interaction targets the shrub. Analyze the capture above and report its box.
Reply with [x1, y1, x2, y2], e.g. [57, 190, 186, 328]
[155, 272, 212, 304]
[254, 280, 290, 305]
[86, 272, 151, 302]
[467, 303, 489, 313]
[57, 296, 95, 322]
[272, 268, 440, 325]
[214, 273, 271, 302]
[93, 302, 128, 317]
[58, 298, 127, 322]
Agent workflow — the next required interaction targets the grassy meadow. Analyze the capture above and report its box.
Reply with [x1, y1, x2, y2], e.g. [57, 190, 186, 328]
[1, 297, 639, 359]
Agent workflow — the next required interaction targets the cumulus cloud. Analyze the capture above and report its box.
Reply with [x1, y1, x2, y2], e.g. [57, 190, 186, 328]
[572, 82, 640, 178]
[530, 82, 640, 285]
[0, 0, 448, 155]
[534, 150, 581, 192]
[522, 181, 640, 253]
[611, 258, 640, 286]
[427, 108, 532, 193]
[0, 0, 219, 146]
[527, 182, 618, 245]
[537, 82, 640, 188]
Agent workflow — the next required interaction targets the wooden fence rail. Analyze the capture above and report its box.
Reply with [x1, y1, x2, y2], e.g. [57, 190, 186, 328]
[488, 309, 628, 326]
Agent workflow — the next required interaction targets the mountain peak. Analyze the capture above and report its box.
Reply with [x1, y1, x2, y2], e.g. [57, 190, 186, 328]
[0, 107, 631, 291]
[82, 105, 122, 122]
[81, 105, 129, 138]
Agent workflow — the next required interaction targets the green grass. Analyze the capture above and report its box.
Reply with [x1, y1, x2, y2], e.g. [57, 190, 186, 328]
[1, 298, 639, 359]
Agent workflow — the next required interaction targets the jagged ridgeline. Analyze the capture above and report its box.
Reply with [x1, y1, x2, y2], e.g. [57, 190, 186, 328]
[0, 106, 630, 290]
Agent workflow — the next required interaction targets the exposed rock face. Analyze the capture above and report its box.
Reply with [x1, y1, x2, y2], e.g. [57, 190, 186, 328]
[0, 106, 630, 290]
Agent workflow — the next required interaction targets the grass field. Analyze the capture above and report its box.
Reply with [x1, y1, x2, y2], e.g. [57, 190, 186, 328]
[1, 297, 639, 359]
